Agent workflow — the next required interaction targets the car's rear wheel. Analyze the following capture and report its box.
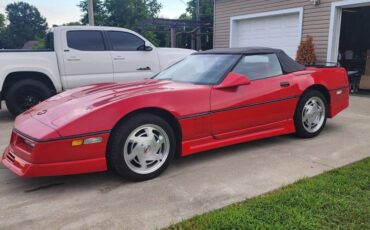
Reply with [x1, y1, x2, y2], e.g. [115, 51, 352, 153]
[107, 113, 176, 181]
[5, 79, 53, 117]
[294, 90, 328, 138]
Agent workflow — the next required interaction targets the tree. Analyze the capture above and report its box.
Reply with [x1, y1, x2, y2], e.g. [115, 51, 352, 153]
[78, 0, 108, 26]
[103, 0, 161, 28]
[79, 0, 162, 45]
[0, 13, 5, 48]
[0, 13, 5, 30]
[181, 0, 214, 50]
[296, 35, 317, 65]
[2, 2, 48, 49]
[62, 21, 83, 26]
[79, 0, 161, 28]
[185, 0, 214, 22]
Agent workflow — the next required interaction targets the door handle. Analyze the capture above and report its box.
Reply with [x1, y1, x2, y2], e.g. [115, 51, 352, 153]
[67, 58, 81, 61]
[280, 82, 290, 87]
[137, 66, 151, 71]
[67, 56, 80, 61]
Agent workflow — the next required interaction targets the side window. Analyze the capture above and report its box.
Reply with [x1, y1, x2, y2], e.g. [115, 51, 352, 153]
[67, 31, 106, 51]
[233, 54, 283, 80]
[45, 32, 54, 50]
[107, 31, 145, 51]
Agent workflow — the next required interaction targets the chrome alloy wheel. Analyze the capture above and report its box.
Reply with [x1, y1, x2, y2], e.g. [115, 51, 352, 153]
[123, 124, 170, 175]
[302, 96, 326, 133]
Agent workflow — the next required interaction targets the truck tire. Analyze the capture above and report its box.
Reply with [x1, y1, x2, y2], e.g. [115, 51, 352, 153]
[5, 79, 53, 117]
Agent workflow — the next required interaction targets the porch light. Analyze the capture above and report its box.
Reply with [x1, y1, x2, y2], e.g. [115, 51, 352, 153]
[310, 0, 320, 6]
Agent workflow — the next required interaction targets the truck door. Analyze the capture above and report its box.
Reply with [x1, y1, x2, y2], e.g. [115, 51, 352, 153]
[62, 30, 114, 89]
[106, 31, 160, 83]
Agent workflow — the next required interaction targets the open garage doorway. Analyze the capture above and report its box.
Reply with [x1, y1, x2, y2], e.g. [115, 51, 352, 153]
[328, 1, 370, 94]
[338, 6, 370, 93]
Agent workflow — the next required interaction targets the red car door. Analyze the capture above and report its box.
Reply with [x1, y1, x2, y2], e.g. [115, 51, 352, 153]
[210, 53, 299, 139]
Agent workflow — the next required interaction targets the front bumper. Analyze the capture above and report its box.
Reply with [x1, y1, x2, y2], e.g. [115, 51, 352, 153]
[1, 131, 109, 177]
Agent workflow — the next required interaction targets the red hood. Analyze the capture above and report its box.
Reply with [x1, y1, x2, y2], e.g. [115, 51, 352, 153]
[23, 80, 182, 130]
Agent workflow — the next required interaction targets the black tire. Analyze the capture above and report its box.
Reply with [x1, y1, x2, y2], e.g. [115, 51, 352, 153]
[5, 79, 53, 117]
[107, 113, 176, 181]
[294, 90, 328, 138]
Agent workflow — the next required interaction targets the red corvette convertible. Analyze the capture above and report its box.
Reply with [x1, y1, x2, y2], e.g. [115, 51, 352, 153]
[2, 47, 349, 181]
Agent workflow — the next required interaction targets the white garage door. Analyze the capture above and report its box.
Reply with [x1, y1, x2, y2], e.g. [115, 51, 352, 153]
[231, 12, 301, 58]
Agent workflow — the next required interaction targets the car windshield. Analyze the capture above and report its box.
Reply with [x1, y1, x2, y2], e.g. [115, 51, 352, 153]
[154, 54, 240, 85]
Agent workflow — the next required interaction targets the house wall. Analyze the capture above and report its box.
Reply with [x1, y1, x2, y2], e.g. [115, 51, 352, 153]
[214, 0, 342, 62]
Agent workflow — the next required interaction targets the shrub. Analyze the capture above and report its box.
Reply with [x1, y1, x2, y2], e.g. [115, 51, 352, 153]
[296, 35, 317, 65]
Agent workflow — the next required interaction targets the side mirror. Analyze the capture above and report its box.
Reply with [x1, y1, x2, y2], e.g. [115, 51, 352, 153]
[138, 44, 153, 51]
[214, 72, 251, 89]
[144, 45, 153, 51]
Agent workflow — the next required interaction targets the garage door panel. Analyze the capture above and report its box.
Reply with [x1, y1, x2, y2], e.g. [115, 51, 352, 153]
[232, 13, 300, 58]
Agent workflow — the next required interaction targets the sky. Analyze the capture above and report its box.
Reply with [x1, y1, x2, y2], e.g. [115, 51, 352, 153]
[0, 0, 188, 26]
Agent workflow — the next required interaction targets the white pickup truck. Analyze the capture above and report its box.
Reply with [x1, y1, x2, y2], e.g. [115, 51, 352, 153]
[0, 26, 195, 116]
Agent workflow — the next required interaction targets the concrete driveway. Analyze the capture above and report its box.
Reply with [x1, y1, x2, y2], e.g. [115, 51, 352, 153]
[0, 96, 369, 230]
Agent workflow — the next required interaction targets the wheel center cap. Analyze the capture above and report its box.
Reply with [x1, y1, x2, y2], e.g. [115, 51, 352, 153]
[144, 145, 151, 154]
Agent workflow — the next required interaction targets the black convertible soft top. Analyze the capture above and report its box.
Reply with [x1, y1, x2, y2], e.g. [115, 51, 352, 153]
[194, 47, 306, 74]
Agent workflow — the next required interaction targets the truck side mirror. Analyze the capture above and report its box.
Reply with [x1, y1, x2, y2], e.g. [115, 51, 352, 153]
[145, 46, 153, 51]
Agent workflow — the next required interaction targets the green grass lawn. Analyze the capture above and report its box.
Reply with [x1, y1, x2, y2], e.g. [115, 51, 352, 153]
[166, 158, 370, 230]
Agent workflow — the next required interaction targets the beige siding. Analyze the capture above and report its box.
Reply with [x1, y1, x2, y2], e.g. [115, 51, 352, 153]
[214, 0, 341, 62]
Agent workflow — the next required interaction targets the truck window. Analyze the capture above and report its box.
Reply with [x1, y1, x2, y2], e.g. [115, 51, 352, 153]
[67, 31, 106, 51]
[107, 31, 145, 51]
[45, 32, 54, 50]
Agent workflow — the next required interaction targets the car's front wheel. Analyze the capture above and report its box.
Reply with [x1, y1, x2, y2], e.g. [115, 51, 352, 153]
[107, 113, 176, 181]
[294, 90, 328, 138]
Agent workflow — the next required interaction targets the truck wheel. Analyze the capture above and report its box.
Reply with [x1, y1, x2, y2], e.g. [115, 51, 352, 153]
[5, 79, 53, 116]
[294, 90, 328, 138]
[107, 113, 176, 181]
